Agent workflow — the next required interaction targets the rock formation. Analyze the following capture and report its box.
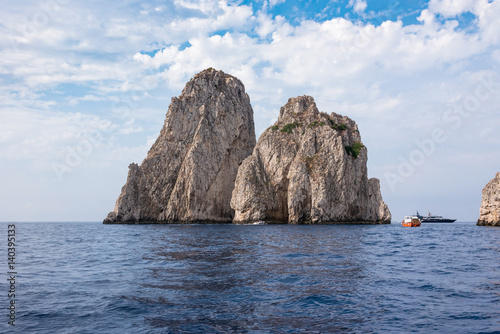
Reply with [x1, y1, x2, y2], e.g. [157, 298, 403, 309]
[230, 95, 391, 224]
[477, 173, 500, 226]
[104, 68, 256, 223]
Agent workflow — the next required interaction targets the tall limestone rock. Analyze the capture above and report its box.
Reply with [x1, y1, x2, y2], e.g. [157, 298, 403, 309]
[104, 68, 256, 223]
[477, 173, 500, 226]
[230, 95, 391, 224]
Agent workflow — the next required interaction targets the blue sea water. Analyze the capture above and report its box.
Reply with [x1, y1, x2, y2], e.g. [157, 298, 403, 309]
[1, 222, 499, 333]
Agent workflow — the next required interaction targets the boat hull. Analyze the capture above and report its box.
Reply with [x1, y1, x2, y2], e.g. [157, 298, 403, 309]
[402, 216, 421, 227]
[416, 212, 456, 223]
[402, 221, 421, 227]
[421, 219, 456, 223]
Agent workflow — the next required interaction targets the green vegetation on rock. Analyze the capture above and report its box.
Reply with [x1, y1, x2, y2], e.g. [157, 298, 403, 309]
[331, 123, 347, 131]
[327, 118, 346, 131]
[308, 121, 326, 128]
[345, 142, 365, 158]
[280, 122, 302, 134]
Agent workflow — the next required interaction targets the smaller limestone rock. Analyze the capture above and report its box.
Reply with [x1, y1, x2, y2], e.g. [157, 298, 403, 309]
[230, 95, 391, 224]
[477, 172, 500, 226]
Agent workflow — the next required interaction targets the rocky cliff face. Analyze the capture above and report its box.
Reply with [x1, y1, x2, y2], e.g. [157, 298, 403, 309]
[477, 173, 500, 226]
[230, 96, 391, 224]
[104, 69, 256, 223]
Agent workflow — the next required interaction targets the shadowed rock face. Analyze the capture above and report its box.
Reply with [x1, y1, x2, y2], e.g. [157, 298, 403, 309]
[477, 172, 500, 226]
[230, 95, 391, 224]
[104, 68, 256, 223]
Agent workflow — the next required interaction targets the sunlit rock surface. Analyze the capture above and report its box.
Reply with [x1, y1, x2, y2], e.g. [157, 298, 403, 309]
[231, 96, 391, 224]
[477, 172, 500, 226]
[104, 69, 256, 223]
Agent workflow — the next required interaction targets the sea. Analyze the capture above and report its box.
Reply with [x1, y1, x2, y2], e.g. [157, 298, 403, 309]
[1, 222, 499, 334]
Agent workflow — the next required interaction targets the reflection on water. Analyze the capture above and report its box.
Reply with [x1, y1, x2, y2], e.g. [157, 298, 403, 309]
[136, 225, 383, 333]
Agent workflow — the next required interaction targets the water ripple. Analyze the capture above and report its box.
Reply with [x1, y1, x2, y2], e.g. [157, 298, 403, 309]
[1, 222, 499, 333]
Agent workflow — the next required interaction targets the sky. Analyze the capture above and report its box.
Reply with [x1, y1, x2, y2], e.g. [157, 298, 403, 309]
[1, 0, 499, 222]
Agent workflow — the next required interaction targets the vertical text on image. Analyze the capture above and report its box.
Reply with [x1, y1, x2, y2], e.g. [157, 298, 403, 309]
[7, 224, 16, 326]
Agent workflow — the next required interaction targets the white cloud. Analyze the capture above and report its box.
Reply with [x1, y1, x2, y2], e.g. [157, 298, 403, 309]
[268, 0, 286, 8]
[134, 45, 180, 69]
[354, 1, 367, 14]
[473, 0, 500, 45]
[0, 109, 113, 162]
[174, 0, 220, 14]
[255, 12, 277, 38]
[348, 0, 368, 14]
[428, 0, 476, 17]
[68, 94, 107, 106]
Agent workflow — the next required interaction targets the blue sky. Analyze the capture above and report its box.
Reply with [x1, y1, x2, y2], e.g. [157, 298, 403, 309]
[1, 0, 499, 222]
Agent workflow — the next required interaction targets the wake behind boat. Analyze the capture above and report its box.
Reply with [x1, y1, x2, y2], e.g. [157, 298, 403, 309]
[252, 221, 267, 225]
[416, 211, 456, 223]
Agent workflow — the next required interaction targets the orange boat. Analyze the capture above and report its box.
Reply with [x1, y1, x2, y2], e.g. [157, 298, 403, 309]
[402, 216, 421, 227]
